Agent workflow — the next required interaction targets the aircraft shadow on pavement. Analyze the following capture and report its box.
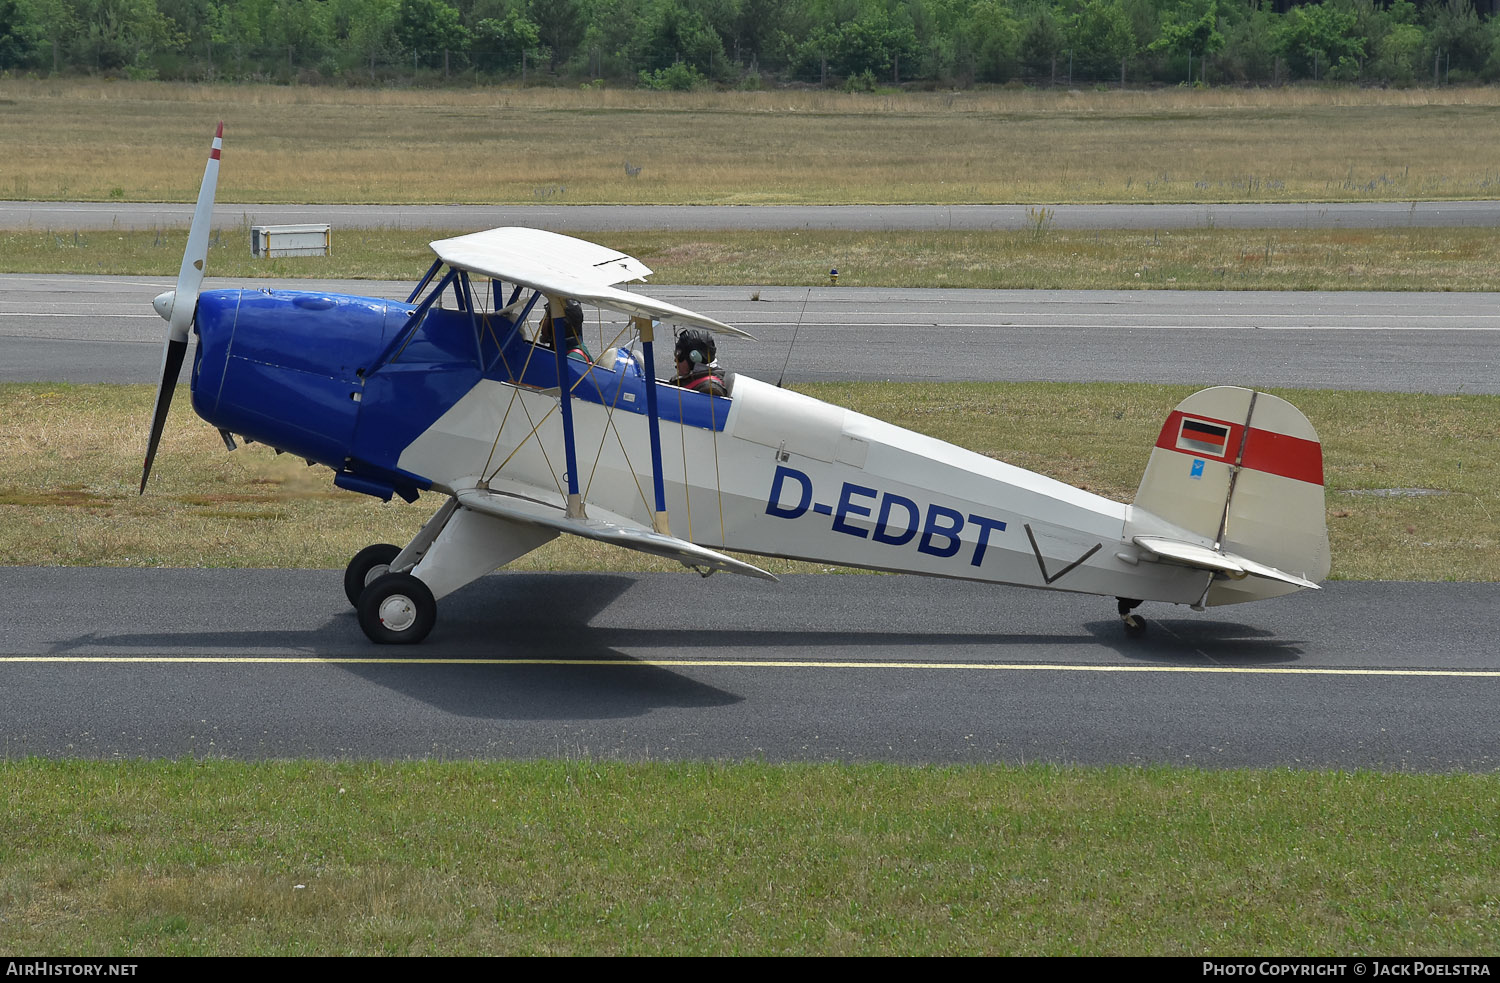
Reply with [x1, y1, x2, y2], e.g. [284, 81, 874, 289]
[49, 573, 1308, 721]
[1083, 619, 1306, 664]
[344, 577, 1313, 717]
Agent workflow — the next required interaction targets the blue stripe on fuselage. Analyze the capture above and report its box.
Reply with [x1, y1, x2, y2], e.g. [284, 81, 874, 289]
[504, 340, 729, 434]
[355, 306, 728, 483]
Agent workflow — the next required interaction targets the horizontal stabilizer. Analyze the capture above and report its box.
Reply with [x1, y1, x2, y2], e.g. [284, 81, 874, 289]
[455, 483, 776, 582]
[1133, 535, 1321, 591]
[431, 228, 755, 339]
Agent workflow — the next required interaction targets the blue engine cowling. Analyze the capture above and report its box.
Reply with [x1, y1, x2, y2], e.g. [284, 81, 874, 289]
[190, 288, 400, 470]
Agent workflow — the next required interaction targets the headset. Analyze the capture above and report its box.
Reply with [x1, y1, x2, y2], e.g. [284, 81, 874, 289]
[674, 329, 716, 367]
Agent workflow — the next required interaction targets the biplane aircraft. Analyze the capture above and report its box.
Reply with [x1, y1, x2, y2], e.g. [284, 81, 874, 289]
[142, 125, 1330, 644]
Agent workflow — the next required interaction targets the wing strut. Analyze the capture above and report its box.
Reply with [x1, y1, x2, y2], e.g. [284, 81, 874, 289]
[635, 316, 671, 534]
[405, 258, 443, 305]
[376, 267, 458, 368]
[549, 295, 585, 518]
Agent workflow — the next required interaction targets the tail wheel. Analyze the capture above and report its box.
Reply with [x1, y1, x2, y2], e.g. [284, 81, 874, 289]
[357, 573, 437, 645]
[343, 543, 402, 608]
[1117, 597, 1147, 636]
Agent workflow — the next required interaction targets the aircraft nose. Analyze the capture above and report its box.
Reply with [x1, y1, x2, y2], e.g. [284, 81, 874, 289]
[153, 290, 176, 321]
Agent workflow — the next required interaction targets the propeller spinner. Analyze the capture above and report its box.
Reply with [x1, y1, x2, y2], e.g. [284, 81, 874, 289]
[140, 121, 222, 494]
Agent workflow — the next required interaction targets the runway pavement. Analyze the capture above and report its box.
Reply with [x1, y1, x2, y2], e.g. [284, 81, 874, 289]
[4, 569, 1497, 769]
[6, 274, 1500, 392]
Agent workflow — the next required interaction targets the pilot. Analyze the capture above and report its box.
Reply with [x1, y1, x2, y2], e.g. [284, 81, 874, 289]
[670, 329, 728, 396]
[537, 299, 591, 361]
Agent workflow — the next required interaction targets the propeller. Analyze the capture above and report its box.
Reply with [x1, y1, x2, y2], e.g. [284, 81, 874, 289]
[140, 121, 222, 494]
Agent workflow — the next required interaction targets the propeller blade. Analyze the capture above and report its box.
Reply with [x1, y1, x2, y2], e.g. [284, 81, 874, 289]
[138, 338, 189, 494]
[168, 120, 222, 343]
[140, 121, 221, 494]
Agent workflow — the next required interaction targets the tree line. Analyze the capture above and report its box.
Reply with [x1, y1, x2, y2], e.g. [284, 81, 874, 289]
[0, 0, 1496, 89]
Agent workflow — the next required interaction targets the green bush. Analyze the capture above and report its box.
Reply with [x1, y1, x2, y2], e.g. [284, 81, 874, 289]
[638, 62, 706, 91]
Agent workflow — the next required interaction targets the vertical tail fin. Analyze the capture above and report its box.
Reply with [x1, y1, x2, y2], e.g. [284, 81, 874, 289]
[1127, 387, 1330, 605]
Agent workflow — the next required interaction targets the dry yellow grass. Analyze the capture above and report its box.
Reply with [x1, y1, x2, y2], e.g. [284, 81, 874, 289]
[6, 382, 1500, 582]
[3, 80, 1499, 204]
[13, 77, 1496, 110]
[0, 384, 842, 575]
[8, 226, 1499, 291]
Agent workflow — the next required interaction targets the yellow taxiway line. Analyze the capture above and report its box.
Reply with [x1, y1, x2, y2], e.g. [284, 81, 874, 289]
[2, 656, 1498, 678]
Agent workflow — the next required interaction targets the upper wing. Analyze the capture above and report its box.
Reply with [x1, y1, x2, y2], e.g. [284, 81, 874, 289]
[431, 227, 755, 340]
[453, 477, 777, 582]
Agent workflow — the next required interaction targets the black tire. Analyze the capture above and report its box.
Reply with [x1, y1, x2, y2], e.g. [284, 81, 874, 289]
[357, 573, 437, 645]
[344, 543, 402, 608]
[1123, 614, 1148, 636]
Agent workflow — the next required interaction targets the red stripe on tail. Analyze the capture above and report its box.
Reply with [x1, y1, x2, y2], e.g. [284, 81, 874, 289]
[1155, 410, 1322, 486]
[1241, 427, 1323, 486]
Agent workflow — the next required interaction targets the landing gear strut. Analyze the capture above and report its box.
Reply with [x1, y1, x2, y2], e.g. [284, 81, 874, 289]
[1117, 597, 1146, 636]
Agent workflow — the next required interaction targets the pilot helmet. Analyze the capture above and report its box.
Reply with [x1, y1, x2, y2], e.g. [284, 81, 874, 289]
[541, 299, 585, 349]
[674, 329, 716, 367]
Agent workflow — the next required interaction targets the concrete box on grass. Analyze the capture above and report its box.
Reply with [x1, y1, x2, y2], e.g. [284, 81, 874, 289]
[251, 224, 331, 258]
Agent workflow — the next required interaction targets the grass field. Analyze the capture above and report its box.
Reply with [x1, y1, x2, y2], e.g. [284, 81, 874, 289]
[6, 225, 1500, 291]
[4, 382, 1496, 582]
[4, 760, 1498, 955]
[3, 81, 1500, 205]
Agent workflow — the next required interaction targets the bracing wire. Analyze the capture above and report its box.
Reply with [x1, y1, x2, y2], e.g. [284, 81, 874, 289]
[777, 287, 813, 388]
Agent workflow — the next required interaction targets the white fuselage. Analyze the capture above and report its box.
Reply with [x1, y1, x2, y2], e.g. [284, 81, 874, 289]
[398, 371, 1217, 604]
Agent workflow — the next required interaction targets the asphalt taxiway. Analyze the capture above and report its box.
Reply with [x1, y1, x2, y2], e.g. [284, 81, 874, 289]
[5, 274, 1500, 393]
[5, 569, 1496, 769]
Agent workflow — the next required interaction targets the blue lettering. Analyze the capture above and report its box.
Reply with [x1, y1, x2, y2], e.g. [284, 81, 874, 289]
[872, 493, 919, 546]
[966, 514, 1008, 567]
[918, 504, 965, 558]
[831, 483, 877, 538]
[769, 474, 1007, 570]
[766, 466, 812, 519]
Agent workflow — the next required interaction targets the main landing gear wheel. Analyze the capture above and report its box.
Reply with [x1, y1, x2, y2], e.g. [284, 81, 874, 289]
[1117, 597, 1147, 636]
[344, 543, 401, 608]
[357, 573, 437, 645]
